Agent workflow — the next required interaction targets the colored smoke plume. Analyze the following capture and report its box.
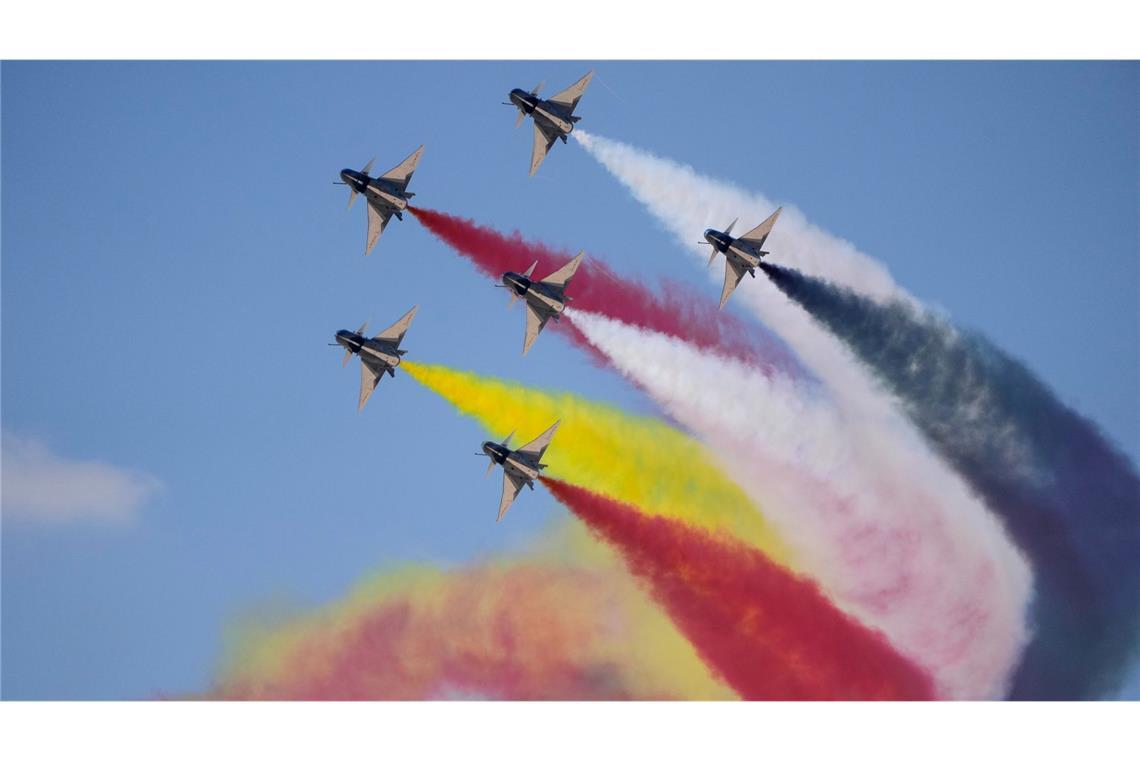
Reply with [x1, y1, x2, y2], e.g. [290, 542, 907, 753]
[542, 477, 936, 700]
[409, 205, 799, 374]
[210, 538, 733, 700]
[401, 360, 788, 559]
[759, 261, 1140, 699]
[568, 309, 1033, 699]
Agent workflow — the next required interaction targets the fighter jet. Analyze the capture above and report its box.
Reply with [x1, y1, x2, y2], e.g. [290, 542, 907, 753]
[498, 252, 585, 355]
[333, 306, 418, 411]
[505, 71, 593, 176]
[699, 207, 783, 309]
[476, 420, 560, 521]
[336, 145, 424, 256]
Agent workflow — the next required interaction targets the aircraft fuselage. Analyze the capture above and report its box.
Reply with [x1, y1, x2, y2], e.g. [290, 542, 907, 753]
[482, 441, 510, 465]
[502, 271, 566, 318]
[481, 441, 540, 484]
[334, 330, 402, 369]
[704, 228, 764, 269]
[508, 89, 574, 137]
[339, 169, 409, 213]
[703, 229, 734, 252]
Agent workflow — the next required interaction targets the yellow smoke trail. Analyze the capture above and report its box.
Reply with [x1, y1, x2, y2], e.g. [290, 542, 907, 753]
[212, 524, 736, 700]
[402, 361, 788, 562]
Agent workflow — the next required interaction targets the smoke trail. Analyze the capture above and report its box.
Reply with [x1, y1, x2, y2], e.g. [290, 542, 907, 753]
[401, 360, 788, 559]
[409, 205, 800, 373]
[572, 130, 904, 304]
[574, 132, 1073, 697]
[759, 262, 1140, 698]
[571, 133, 960, 510]
[567, 309, 1032, 699]
[211, 533, 733, 700]
[543, 477, 935, 700]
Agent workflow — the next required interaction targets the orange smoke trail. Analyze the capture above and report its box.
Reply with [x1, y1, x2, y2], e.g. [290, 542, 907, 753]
[209, 539, 734, 700]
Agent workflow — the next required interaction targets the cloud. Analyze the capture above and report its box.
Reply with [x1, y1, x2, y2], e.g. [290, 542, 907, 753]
[1, 432, 162, 524]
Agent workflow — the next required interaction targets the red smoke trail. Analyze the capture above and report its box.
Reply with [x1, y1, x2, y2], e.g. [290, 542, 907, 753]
[410, 206, 800, 374]
[542, 477, 936, 700]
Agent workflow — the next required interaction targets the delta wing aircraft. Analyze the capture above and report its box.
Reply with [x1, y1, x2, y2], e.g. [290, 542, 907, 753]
[498, 252, 585, 355]
[700, 207, 783, 309]
[476, 421, 560, 521]
[337, 145, 425, 255]
[505, 71, 593, 176]
[333, 306, 418, 411]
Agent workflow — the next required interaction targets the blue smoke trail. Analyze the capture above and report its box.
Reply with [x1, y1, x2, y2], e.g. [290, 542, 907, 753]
[759, 261, 1140, 699]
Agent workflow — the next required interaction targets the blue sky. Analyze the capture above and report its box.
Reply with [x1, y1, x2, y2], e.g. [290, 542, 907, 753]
[2, 61, 1136, 699]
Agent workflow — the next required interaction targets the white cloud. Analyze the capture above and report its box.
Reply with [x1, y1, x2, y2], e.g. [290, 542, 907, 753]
[1, 432, 162, 524]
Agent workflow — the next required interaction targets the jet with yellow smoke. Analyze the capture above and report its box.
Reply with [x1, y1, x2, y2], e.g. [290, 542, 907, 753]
[332, 306, 418, 411]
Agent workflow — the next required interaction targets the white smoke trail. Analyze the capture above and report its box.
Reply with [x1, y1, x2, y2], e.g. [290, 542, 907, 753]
[568, 308, 1033, 700]
[573, 129, 905, 304]
[572, 129, 921, 439]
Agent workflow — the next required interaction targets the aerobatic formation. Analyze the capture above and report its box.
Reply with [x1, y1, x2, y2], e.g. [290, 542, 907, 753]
[272, 68, 1140, 701]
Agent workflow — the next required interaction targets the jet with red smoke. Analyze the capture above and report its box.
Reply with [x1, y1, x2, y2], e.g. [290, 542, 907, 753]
[335, 145, 424, 255]
[497, 252, 585, 355]
[476, 421, 560, 521]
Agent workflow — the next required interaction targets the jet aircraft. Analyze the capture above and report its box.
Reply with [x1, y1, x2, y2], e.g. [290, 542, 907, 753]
[498, 252, 585, 355]
[333, 305, 418, 411]
[336, 145, 424, 255]
[476, 420, 560, 521]
[699, 207, 783, 308]
[505, 72, 593, 176]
